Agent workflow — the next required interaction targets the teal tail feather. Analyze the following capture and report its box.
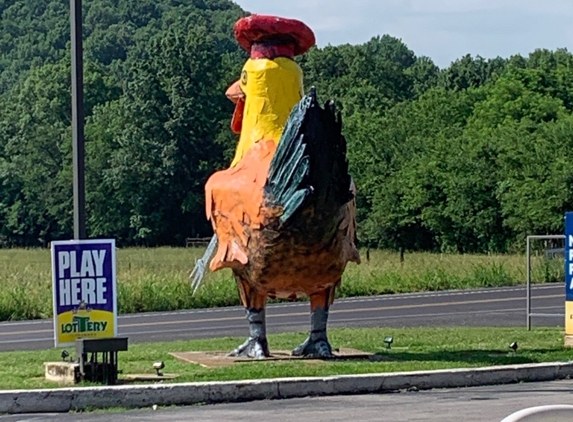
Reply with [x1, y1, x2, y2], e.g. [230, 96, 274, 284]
[264, 88, 353, 237]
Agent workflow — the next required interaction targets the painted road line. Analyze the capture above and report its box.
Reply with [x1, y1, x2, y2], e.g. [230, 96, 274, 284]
[123, 306, 565, 336]
[0, 284, 561, 326]
[116, 284, 564, 317]
[0, 307, 562, 345]
[0, 294, 562, 338]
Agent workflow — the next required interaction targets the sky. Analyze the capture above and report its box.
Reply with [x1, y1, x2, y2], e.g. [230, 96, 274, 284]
[232, 0, 573, 68]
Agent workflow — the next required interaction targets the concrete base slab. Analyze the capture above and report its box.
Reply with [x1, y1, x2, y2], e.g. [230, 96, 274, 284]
[564, 335, 573, 347]
[170, 348, 387, 368]
[122, 374, 180, 382]
[44, 362, 80, 385]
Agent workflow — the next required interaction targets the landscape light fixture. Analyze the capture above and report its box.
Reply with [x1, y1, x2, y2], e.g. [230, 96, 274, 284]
[509, 342, 518, 353]
[384, 336, 394, 349]
[153, 361, 165, 376]
[61, 350, 70, 362]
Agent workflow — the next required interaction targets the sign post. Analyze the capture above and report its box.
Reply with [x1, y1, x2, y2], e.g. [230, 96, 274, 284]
[51, 239, 117, 347]
[565, 212, 573, 346]
[71, 0, 86, 240]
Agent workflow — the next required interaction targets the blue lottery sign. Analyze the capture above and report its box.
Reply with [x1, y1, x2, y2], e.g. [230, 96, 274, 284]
[51, 239, 117, 347]
[566, 213, 573, 301]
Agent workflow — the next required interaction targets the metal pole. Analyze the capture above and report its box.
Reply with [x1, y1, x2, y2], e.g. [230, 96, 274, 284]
[526, 236, 531, 330]
[524, 235, 565, 326]
[71, 0, 86, 240]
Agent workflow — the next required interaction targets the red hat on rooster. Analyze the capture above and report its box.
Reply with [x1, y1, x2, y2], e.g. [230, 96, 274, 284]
[234, 14, 316, 60]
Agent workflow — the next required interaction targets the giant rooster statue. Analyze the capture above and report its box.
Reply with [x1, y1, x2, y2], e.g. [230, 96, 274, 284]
[191, 14, 360, 358]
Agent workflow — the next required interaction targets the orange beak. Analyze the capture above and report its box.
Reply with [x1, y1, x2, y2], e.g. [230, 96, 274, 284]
[226, 80, 245, 134]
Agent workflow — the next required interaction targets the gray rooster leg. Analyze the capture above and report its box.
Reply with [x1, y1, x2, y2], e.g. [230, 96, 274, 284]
[228, 308, 270, 359]
[292, 306, 333, 357]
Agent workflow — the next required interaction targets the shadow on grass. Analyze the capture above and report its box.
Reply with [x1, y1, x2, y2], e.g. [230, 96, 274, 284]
[374, 349, 560, 366]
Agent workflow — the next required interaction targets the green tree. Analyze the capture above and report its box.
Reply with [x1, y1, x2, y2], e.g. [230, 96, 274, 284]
[439, 54, 506, 91]
[86, 25, 238, 245]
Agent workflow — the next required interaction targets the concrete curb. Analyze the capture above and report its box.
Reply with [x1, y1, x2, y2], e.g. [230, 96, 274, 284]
[2, 361, 573, 414]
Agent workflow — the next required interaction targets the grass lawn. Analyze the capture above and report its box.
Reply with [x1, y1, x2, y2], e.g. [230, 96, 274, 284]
[1, 326, 570, 390]
[0, 247, 564, 320]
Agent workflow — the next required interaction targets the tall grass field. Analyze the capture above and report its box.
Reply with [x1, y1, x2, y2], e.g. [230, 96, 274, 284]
[0, 247, 563, 321]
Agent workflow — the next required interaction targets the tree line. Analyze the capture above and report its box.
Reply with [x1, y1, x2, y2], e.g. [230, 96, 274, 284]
[0, 0, 571, 252]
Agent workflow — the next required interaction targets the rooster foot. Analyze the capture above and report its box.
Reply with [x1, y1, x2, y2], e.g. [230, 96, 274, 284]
[292, 335, 333, 358]
[228, 336, 270, 359]
[292, 305, 334, 358]
[228, 308, 270, 359]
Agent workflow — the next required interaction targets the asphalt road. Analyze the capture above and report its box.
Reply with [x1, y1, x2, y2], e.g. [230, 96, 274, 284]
[2, 379, 573, 422]
[0, 283, 565, 352]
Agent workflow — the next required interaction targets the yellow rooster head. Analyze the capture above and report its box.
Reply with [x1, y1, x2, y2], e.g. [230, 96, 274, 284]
[226, 15, 315, 167]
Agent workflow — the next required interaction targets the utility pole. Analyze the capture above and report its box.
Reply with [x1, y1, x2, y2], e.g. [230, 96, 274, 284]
[71, 0, 86, 239]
